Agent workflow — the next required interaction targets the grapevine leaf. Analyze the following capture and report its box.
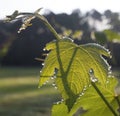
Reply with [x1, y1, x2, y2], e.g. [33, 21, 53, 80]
[69, 77, 119, 116]
[39, 38, 111, 109]
[52, 102, 69, 116]
[104, 29, 120, 42]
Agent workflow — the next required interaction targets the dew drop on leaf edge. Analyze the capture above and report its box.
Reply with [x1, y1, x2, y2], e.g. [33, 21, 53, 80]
[62, 36, 74, 42]
[51, 77, 54, 80]
[106, 80, 109, 84]
[54, 86, 58, 89]
[52, 83, 56, 86]
[43, 48, 46, 51]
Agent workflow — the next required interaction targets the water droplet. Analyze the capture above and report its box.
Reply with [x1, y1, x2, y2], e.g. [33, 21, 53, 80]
[74, 102, 77, 104]
[56, 101, 61, 104]
[53, 75, 57, 78]
[110, 55, 112, 59]
[43, 48, 46, 51]
[82, 86, 87, 92]
[108, 52, 111, 57]
[51, 77, 54, 80]
[63, 37, 74, 42]
[111, 75, 114, 78]
[52, 83, 56, 86]
[89, 84, 91, 87]
[43, 82, 46, 85]
[52, 68, 58, 78]
[106, 50, 112, 58]
[108, 66, 111, 71]
[84, 86, 87, 88]
[83, 87, 87, 91]
[103, 59, 108, 64]
[89, 69, 98, 82]
[108, 71, 114, 78]
[54, 86, 58, 89]
[106, 49, 109, 52]
[79, 94, 82, 97]
[38, 86, 41, 88]
[108, 51, 111, 55]
[91, 78, 98, 82]
[79, 92, 84, 97]
[42, 63, 44, 66]
[106, 80, 109, 84]
[108, 71, 112, 75]
[81, 92, 84, 96]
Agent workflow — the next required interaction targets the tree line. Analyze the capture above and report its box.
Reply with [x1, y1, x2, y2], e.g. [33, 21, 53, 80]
[0, 9, 120, 67]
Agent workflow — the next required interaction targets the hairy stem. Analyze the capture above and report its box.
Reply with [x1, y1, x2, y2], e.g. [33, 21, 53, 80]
[91, 82, 118, 116]
[6, 10, 61, 40]
[35, 14, 61, 40]
[115, 96, 120, 115]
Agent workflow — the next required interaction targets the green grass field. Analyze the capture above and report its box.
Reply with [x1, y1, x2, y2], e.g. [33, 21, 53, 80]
[0, 67, 60, 116]
[0, 67, 119, 116]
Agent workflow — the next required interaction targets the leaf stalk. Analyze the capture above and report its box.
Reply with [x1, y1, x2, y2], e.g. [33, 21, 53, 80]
[91, 82, 118, 116]
[35, 14, 61, 40]
[115, 96, 120, 115]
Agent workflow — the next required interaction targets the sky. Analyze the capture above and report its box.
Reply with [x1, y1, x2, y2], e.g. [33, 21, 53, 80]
[0, 0, 120, 18]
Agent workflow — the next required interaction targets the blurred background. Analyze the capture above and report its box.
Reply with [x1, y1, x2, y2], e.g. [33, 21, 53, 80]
[0, 0, 120, 116]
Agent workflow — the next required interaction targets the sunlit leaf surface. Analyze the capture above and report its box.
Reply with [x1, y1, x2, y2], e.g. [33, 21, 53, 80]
[52, 103, 69, 116]
[39, 38, 111, 110]
[69, 77, 119, 116]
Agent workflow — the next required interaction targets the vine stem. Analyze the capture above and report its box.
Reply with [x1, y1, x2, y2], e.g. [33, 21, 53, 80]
[115, 96, 120, 115]
[6, 10, 61, 41]
[91, 82, 118, 116]
[35, 14, 61, 40]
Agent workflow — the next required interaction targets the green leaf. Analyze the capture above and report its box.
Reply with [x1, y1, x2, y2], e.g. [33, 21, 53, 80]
[70, 77, 119, 116]
[39, 38, 111, 109]
[52, 102, 69, 116]
[94, 32, 108, 45]
[104, 30, 120, 42]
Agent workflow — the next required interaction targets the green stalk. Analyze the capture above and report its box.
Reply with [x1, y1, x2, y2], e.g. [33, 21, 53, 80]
[91, 82, 118, 116]
[115, 96, 120, 115]
[35, 14, 61, 40]
[6, 10, 61, 40]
